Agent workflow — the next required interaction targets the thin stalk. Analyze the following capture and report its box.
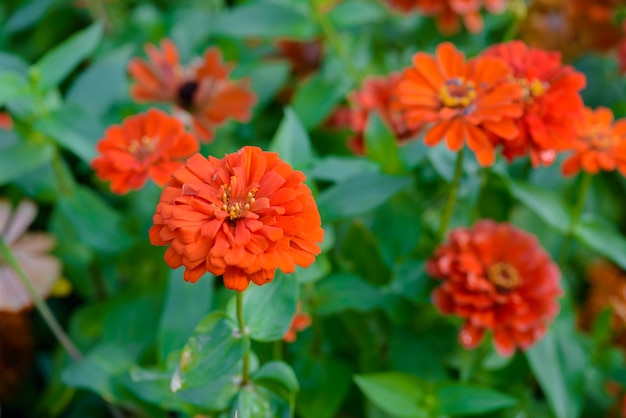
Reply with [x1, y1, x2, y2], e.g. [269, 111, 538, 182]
[0, 239, 82, 362]
[51, 151, 74, 196]
[236, 292, 250, 385]
[437, 148, 465, 242]
[273, 340, 283, 361]
[558, 173, 593, 265]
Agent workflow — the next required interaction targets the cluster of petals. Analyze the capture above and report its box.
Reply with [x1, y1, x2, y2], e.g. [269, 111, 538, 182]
[0, 200, 61, 313]
[561, 107, 626, 176]
[329, 73, 421, 154]
[150, 146, 324, 291]
[386, 0, 507, 34]
[283, 302, 312, 343]
[91, 108, 199, 194]
[427, 220, 561, 357]
[482, 41, 586, 166]
[128, 39, 256, 142]
[579, 260, 626, 335]
[395, 42, 524, 166]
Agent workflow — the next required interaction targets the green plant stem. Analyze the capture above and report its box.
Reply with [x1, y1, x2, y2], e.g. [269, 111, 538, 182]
[273, 340, 283, 361]
[236, 291, 250, 385]
[558, 173, 593, 266]
[437, 148, 465, 242]
[0, 239, 82, 362]
[52, 151, 74, 196]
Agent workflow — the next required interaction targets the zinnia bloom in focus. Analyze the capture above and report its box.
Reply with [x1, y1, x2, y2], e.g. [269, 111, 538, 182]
[561, 107, 626, 176]
[91, 109, 199, 194]
[483, 41, 586, 166]
[128, 39, 256, 141]
[427, 220, 561, 356]
[283, 302, 312, 343]
[386, 0, 508, 34]
[396, 42, 524, 166]
[150, 146, 324, 291]
[0, 200, 62, 312]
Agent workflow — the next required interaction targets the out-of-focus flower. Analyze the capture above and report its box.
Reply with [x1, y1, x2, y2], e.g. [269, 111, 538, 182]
[283, 303, 312, 342]
[618, 21, 626, 74]
[150, 146, 324, 291]
[579, 260, 626, 334]
[386, 0, 508, 34]
[329, 73, 422, 154]
[0, 112, 13, 130]
[274, 39, 323, 80]
[427, 220, 561, 357]
[128, 39, 256, 142]
[0, 200, 61, 312]
[483, 41, 586, 166]
[561, 107, 626, 176]
[0, 311, 33, 400]
[91, 108, 199, 194]
[395, 42, 523, 166]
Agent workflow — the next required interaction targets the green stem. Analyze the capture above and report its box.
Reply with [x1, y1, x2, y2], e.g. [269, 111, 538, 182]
[558, 173, 593, 265]
[236, 292, 250, 385]
[273, 340, 283, 361]
[52, 151, 74, 196]
[437, 148, 465, 242]
[0, 239, 82, 362]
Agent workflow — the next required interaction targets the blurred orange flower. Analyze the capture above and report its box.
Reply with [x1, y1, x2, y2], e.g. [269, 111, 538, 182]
[283, 303, 312, 343]
[427, 220, 561, 357]
[483, 41, 586, 166]
[0, 112, 12, 130]
[150, 146, 324, 291]
[386, 0, 508, 34]
[396, 42, 523, 166]
[274, 39, 323, 80]
[128, 39, 256, 142]
[91, 108, 199, 194]
[561, 107, 626, 176]
[0, 200, 61, 313]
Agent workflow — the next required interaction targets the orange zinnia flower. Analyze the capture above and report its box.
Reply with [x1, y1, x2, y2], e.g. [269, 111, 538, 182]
[427, 220, 561, 357]
[149, 146, 324, 291]
[396, 42, 524, 166]
[386, 0, 508, 34]
[483, 41, 586, 166]
[0, 112, 12, 130]
[283, 302, 312, 343]
[91, 109, 199, 194]
[0, 200, 61, 313]
[128, 39, 256, 142]
[561, 107, 626, 176]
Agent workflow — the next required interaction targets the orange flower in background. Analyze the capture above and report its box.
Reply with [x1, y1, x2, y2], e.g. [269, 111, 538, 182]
[0, 200, 62, 312]
[283, 303, 312, 343]
[274, 39, 323, 80]
[0, 112, 13, 130]
[150, 146, 324, 291]
[561, 107, 626, 176]
[91, 109, 199, 194]
[386, 0, 508, 34]
[330, 73, 422, 154]
[483, 41, 586, 166]
[128, 39, 257, 142]
[396, 42, 523, 166]
[427, 220, 561, 356]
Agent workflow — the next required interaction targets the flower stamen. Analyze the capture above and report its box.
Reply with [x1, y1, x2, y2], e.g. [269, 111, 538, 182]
[487, 262, 521, 292]
[439, 78, 476, 109]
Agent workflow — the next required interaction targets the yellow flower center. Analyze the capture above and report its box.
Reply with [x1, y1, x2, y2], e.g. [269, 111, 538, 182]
[514, 77, 549, 102]
[128, 136, 157, 162]
[439, 78, 476, 109]
[487, 262, 521, 292]
[220, 178, 257, 221]
[586, 126, 615, 150]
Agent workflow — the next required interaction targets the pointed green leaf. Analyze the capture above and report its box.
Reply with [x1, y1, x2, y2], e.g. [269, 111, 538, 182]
[437, 385, 517, 416]
[292, 73, 352, 129]
[253, 361, 299, 401]
[574, 214, 626, 270]
[364, 112, 407, 175]
[315, 273, 386, 316]
[0, 140, 55, 186]
[269, 107, 313, 170]
[508, 180, 570, 233]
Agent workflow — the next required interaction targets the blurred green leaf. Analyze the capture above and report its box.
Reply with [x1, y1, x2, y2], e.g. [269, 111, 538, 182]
[364, 112, 407, 175]
[253, 361, 299, 401]
[0, 72, 31, 105]
[247, 61, 290, 107]
[0, 140, 55, 186]
[295, 357, 351, 418]
[437, 384, 517, 415]
[574, 214, 626, 270]
[386, 260, 430, 303]
[315, 273, 386, 315]
[232, 385, 290, 418]
[508, 180, 570, 234]
[34, 22, 103, 89]
[269, 107, 314, 170]
[306, 156, 379, 183]
[4, 0, 56, 34]
[292, 72, 352, 129]
[329, 0, 386, 28]
[295, 253, 331, 284]
[0, 52, 29, 73]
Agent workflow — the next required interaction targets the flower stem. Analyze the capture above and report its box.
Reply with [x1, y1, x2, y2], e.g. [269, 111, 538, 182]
[273, 340, 283, 361]
[236, 291, 250, 385]
[0, 239, 82, 362]
[558, 172, 593, 266]
[437, 148, 465, 242]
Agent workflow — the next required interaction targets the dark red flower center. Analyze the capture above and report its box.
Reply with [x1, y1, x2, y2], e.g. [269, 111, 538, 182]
[487, 262, 521, 292]
[177, 80, 199, 109]
[439, 77, 476, 109]
[128, 136, 157, 162]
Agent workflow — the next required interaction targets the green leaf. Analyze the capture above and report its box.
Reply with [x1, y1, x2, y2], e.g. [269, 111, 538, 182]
[306, 156, 380, 183]
[315, 273, 386, 316]
[437, 385, 517, 416]
[295, 357, 352, 418]
[0, 140, 55, 186]
[34, 22, 103, 89]
[354, 372, 434, 418]
[157, 269, 214, 365]
[4, 0, 56, 34]
[232, 385, 289, 418]
[295, 254, 331, 284]
[0, 52, 29, 73]
[253, 361, 299, 400]
[0, 72, 31, 105]
[508, 180, 570, 234]
[292, 73, 352, 129]
[364, 112, 407, 175]
[372, 193, 422, 265]
[329, 0, 386, 27]
[174, 311, 249, 391]
[269, 107, 314, 170]
[574, 214, 626, 270]
[317, 172, 411, 221]
[247, 61, 290, 108]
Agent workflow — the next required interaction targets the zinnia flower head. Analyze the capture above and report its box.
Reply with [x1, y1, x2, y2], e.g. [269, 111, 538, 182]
[0, 200, 61, 312]
[483, 41, 586, 166]
[427, 220, 561, 357]
[274, 39, 323, 80]
[283, 302, 312, 343]
[396, 42, 524, 166]
[150, 146, 324, 291]
[561, 107, 626, 176]
[128, 39, 257, 142]
[386, 0, 508, 34]
[91, 108, 199, 194]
